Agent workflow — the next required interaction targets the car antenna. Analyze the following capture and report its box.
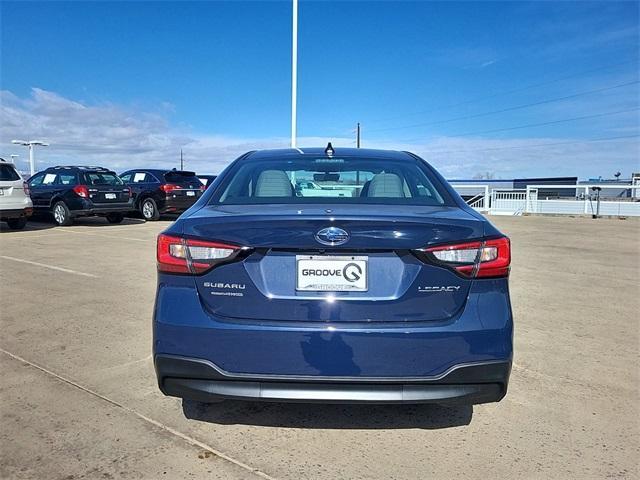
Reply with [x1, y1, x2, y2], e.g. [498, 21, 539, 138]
[325, 142, 334, 157]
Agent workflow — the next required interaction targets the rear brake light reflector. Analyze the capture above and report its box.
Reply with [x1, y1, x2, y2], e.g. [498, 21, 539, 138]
[418, 237, 510, 278]
[160, 184, 181, 194]
[73, 185, 89, 198]
[157, 234, 240, 274]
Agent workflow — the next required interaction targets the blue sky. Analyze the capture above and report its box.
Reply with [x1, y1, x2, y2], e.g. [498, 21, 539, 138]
[1, 1, 638, 178]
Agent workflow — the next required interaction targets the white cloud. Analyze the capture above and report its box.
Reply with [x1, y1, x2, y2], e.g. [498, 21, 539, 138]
[369, 136, 640, 180]
[0, 88, 279, 174]
[1, 88, 638, 179]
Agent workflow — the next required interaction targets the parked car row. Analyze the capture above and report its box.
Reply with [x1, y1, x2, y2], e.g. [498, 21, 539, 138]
[0, 159, 217, 228]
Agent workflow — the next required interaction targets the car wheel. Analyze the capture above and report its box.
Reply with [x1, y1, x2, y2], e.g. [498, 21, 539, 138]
[141, 198, 160, 221]
[6, 217, 27, 230]
[52, 201, 73, 226]
[106, 213, 124, 224]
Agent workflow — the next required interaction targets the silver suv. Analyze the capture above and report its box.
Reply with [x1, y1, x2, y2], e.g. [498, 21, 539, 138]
[0, 159, 33, 230]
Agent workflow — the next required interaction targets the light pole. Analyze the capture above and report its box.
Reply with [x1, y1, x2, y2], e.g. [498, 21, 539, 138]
[291, 0, 298, 148]
[11, 140, 49, 176]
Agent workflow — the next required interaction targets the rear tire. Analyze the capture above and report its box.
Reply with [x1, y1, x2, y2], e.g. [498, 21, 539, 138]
[106, 213, 124, 224]
[141, 198, 160, 221]
[52, 201, 73, 226]
[6, 217, 27, 230]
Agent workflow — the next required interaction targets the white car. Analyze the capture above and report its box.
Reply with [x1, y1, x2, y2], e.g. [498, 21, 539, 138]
[0, 159, 33, 229]
[296, 180, 355, 198]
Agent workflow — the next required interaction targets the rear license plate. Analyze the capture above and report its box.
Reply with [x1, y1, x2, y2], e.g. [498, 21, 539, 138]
[105, 193, 116, 200]
[186, 191, 195, 196]
[296, 255, 368, 292]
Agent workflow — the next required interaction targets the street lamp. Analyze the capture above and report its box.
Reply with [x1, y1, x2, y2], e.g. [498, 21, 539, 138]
[11, 140, 49, 176]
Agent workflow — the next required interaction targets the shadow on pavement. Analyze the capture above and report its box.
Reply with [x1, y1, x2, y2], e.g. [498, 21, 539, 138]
[0, 219, 55, 233]
[66, 216, 148, 227]
[1, 216, 164, 232]
[182, 399, 473, 430]
[126, 211, 181, 222]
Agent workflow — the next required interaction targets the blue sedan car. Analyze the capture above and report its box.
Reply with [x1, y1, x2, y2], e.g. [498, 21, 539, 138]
[153, 146, 512, 405]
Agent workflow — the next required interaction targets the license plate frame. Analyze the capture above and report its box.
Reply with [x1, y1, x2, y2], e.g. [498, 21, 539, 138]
[296, 255, 368, 292]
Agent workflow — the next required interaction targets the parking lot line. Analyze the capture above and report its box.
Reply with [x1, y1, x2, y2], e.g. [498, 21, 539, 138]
[0, 255, 99, 278]
[59, 229, 154, 242]
[0, 233, 65, 240]
[0, 347, 277, 480]
[0, 228, 154, 242]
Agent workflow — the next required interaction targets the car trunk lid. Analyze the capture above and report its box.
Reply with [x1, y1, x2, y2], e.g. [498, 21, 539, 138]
[183, 205, 483, 323]
[83, 171, 130, 204]
[163, 171, 204, 201]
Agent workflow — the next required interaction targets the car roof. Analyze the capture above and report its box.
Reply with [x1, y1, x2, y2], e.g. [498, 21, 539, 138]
[126, 168, 197, 175]
[135, 169, 167, 174]
[244, 147, 415, 161]
[44, 165, 115, 172]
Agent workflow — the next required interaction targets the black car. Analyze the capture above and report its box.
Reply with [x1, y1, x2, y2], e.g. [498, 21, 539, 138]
[28, 166, 134, 226]
[119, 169, 205, 221]
[198, 174, 217, 189]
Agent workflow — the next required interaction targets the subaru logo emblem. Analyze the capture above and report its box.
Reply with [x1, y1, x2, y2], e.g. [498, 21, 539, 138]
[315, 227, 350, 246]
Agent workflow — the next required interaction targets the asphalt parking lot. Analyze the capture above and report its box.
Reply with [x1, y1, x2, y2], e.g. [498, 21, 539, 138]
[0, 214, 638, 479]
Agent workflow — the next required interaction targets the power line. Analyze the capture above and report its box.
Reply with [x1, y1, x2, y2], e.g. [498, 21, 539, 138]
[418, 134, 639, 155]
[424, 107, 639, 139]
[367, 80, 639, 134]
[365, 59, 638, 125]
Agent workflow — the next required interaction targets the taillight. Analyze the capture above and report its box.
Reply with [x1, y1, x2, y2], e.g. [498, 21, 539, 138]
[418, 237, 511, 278]
[160, 184, 180, 194]
[73, 185, 89, 198]
[199, 184, 206, 192]
[157, 234, 241, 274]
[125, 186, 132, 198]
[23, 182, 30, 196]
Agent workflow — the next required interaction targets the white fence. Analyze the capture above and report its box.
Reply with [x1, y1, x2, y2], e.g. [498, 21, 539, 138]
[451, 184, 490, 212]
[451, 183, 640, 217]
[491, 190, 528, 215]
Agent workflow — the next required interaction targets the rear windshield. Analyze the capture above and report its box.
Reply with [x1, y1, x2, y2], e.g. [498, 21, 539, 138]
[0, 164, 20, 181]
[83, 172, 123, 186]
[164, 171, 201, 184]
[210, 157, 452, 206]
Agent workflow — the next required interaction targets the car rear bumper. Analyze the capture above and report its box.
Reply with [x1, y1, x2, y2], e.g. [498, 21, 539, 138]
[0, 207, 33, 219]
[155, 354, 510, 404]
[70, 203, 135, 217]
[153, 277, 513, 404]
[159, 195, 200, 214]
